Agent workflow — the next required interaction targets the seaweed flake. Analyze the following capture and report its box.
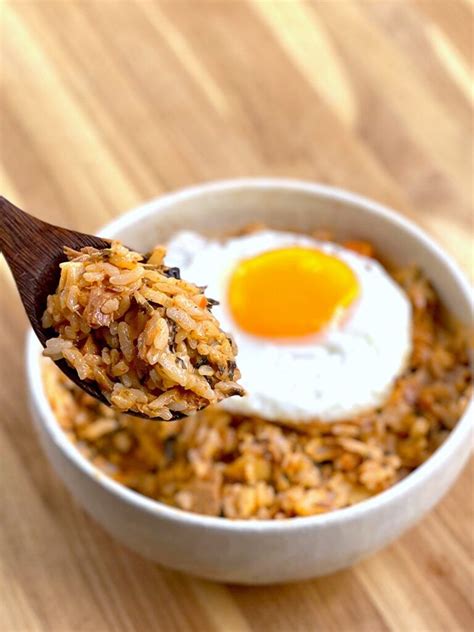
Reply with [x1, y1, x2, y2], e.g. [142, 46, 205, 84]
[228, 360, 236, 380]
[163, 267, 181, 280]
[194, 357, 205, 368]
[206, 297, 220, 309]
[167, 319, 178, 352]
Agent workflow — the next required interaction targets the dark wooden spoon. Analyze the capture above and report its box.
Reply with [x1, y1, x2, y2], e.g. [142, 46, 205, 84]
[0, 196, 181, 420]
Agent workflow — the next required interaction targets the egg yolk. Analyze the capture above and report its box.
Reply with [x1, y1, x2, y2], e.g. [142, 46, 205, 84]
[228, 247, 359, 337]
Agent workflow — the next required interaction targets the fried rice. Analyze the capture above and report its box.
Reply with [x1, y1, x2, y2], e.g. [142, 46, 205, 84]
[43, 232, 472, 519]
[42, 241, 243, 419]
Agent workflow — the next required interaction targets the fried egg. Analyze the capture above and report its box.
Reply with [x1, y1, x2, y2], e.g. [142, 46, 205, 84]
[165, 230, 412, 423]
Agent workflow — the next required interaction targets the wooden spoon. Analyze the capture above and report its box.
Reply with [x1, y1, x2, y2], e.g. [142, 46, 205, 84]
[0, 196, 176, 420]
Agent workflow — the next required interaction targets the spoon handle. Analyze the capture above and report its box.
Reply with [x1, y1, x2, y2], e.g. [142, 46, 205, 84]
[0, 196, 110, 337]
[0, 197, 48, 273]
[0, 197, 57, 322]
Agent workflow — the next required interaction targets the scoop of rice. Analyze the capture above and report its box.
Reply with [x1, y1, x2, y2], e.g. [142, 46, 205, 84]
[42, 241, 243, 419]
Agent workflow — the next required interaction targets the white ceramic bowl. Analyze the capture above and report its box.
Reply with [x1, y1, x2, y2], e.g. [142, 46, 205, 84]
[26, 179, 473, 585]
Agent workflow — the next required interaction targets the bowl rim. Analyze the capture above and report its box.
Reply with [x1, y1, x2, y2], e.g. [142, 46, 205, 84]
[26, 177, 474, 533]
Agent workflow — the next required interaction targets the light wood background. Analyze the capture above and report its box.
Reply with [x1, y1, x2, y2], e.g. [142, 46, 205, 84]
[1, 1, 473, 631]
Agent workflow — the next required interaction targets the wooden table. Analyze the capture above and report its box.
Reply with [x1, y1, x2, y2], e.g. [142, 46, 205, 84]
[1, 1, 472, 630]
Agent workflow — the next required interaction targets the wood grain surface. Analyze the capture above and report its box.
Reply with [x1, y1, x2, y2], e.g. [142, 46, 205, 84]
[0, 1, 473, 631]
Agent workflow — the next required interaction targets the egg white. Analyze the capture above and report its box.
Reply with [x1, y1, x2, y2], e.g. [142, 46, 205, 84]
[165, 230, 412, 424]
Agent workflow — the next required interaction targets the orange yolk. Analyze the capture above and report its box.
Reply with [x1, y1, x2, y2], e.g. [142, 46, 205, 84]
[228, 247, 359, 337]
